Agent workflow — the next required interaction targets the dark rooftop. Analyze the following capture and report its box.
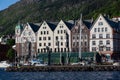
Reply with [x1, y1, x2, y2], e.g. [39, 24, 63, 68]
[28, 23, 40, 32]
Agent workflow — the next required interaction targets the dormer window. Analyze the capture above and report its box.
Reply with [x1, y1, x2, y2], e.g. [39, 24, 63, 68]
[98, 22, 103, 25]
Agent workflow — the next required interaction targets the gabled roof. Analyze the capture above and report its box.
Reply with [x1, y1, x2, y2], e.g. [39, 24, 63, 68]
[90, 14, 119, 30]
[83, 20, 92, 29]
[104, 16, 118, 30]
[64, 21, 74, 30]
[46, 22, 56, 31]
[28, 23, 40, 32]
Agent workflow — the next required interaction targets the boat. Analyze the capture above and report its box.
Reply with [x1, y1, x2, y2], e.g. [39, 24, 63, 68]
[29, 59, 47, 66]
[0, 61, 11, 68]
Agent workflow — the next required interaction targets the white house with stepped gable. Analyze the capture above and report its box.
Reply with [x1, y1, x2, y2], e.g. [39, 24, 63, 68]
[90, 14, 120, 59]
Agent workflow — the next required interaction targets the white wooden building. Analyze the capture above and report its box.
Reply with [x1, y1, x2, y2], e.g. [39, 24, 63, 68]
[53, 20, 74, 52]
[37, 21, 56, 53]
[90, 14, 120, 59]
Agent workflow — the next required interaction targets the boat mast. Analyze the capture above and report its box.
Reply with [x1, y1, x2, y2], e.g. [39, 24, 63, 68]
[79, 14, 82, 60]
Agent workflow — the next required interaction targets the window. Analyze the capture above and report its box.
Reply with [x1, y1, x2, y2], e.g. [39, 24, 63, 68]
[61, 42, 63, 46]
[61, 48, 63, 52]
[64, 30, 66, 33]
[64, 48, 66, 52]
[43, 37, 46, 40]
[92, 34, 96, 39]
[81, 36, 83, 39]
[56, 41, 59, 46]
[85, 42, 87, 46]
[94, 28, 97, 32]
[55, 48, 56, 52]
[61, 36, 63, 40]
[84, 35, 87, 39]
[105, 27, 107, 32]
[98, 22, 103, 25]
[44, 31, 46, 34]
[99, 41, 103, 45]
[106, 40, 110, 45]
[106, 34, 110, 38]
[57, 30, 59, 34]
[39, 43, 42, 46]
[44, 43, 46, 46]
[56, 36, 58, 40]
[38, 49, 40, 53]
[106, 47, 110, 51]
[47, 31, 49, 34]
[92, 41, 96, 45]
[77, 42, 79, 46]
[98, 28, 100, 32]
[48, 43, 51, 46]
[48, 37, 51, 40]
[99, 34, 103, 38]
[29, 31, 31, 35]
[39, 37, 42, 40]
[61, 30, 63, 34]
[41, 31, 43, 35]
[41, 49, 43, 53]
[99, 47, 103, 51]
[92, 47, 96, 51]
[77, 36, 79, 40]
[101, 28, 104, 32]
[73, 42, 75, 46]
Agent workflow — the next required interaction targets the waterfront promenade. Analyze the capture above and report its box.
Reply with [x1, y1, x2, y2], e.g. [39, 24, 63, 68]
[6, 65, 120, 72]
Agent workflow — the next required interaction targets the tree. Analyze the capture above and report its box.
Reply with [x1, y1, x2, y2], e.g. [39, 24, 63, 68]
[6, 39, 15, 46]
[7, 48, 15, 62]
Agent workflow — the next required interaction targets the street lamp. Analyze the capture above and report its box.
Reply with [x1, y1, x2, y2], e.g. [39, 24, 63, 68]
[46, 46, 51, 66]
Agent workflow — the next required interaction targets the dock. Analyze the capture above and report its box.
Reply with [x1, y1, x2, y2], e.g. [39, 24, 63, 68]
[6, 65, 120, 72]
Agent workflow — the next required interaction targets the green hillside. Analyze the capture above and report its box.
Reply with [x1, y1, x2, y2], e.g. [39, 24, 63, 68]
[0, 0, 120, 35]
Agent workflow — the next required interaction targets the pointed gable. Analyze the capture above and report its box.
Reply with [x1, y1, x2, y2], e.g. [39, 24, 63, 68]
[59, 20, 74, 30]
[91, 14, 118, 30]
[40, 21, 56, 31]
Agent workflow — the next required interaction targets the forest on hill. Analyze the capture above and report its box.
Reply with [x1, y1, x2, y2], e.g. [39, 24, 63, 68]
[0, 0, 120, 35]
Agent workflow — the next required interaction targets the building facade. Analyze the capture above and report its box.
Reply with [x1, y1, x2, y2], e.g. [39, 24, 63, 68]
[71, 17, 92, 52]
[15, 23, 40, 61]
[90, 14, 120, 59]
[37, 21, 56, 53]
[54, 20, 74, 52]
[15, 14, 120, 60]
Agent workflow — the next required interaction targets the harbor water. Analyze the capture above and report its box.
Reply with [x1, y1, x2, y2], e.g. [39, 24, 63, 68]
[0, 69, 120, 80]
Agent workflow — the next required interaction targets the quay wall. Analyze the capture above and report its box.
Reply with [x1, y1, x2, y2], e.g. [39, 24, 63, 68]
[6, 65, 120, 72]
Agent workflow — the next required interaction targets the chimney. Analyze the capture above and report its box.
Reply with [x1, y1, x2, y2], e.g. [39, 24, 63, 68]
[103, 13, 106, 17]
[91, 17, 94, 23]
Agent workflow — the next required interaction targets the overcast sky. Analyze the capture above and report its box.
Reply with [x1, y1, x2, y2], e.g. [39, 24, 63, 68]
[0, 0, 20, 11]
